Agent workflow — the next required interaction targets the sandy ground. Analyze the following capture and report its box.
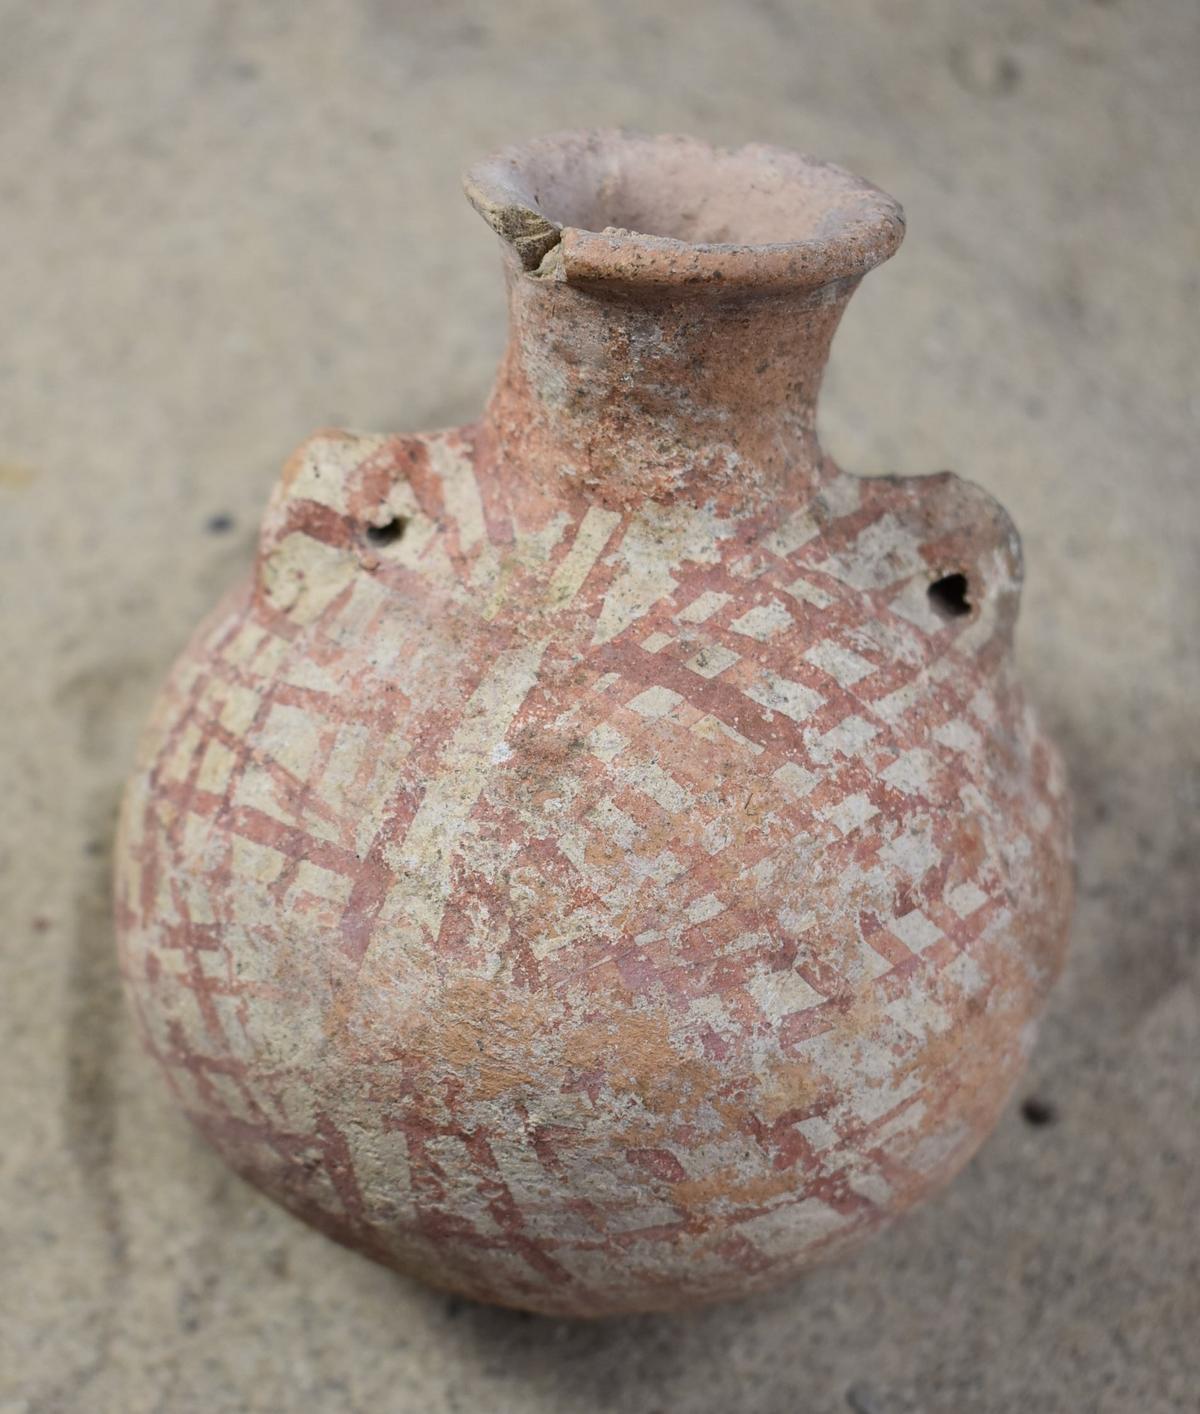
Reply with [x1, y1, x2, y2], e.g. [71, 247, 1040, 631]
[2, 3, 1197, 1411]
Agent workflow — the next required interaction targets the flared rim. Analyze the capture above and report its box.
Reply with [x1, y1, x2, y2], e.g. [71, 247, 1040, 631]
[463, 128, 905, 291]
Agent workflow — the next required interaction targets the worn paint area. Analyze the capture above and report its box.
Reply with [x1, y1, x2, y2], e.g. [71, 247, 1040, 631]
[115, 132, 1072, 1317]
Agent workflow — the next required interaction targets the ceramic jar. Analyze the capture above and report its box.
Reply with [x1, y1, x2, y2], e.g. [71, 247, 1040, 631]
[116, 131, 1072, 1317]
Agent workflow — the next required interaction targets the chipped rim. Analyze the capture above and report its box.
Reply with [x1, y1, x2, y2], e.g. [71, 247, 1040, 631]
[463, 128, 905, 291]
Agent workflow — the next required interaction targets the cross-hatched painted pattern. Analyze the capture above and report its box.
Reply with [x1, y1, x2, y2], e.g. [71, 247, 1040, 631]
[116, 428, 1071, 1315]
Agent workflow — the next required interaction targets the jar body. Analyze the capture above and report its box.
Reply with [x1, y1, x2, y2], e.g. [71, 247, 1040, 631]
[116, 421, 1071, 1316]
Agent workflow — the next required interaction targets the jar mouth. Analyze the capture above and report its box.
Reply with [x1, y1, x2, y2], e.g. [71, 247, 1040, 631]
[463, 129, 904, 291]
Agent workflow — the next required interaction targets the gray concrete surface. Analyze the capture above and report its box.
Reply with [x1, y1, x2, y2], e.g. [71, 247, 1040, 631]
[1, 2, 1196, 1410]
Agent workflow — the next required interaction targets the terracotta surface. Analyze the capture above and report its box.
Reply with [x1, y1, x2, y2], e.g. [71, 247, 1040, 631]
[5, 5, 1198, 1408]
[114, 132, 1071, 1317]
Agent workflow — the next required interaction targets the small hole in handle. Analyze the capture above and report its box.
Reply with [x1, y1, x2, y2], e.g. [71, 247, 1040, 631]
[928, 572, 972, 619]
[365, 516, 407, 548]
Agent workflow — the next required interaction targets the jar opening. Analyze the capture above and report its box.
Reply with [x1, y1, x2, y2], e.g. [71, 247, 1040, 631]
[464, 129, 905, 289]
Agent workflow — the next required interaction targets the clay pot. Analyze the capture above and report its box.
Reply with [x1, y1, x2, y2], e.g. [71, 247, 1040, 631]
[115, 131, 1072, 1317]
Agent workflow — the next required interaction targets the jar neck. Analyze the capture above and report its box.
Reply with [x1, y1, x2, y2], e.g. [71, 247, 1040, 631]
[481, 257, 858, 511]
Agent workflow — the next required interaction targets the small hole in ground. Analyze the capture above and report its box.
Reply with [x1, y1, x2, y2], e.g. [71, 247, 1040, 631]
[365, 516, 406, 547]
[1021, 1096, 1057, 1127]
[928, 571, 972, 619]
